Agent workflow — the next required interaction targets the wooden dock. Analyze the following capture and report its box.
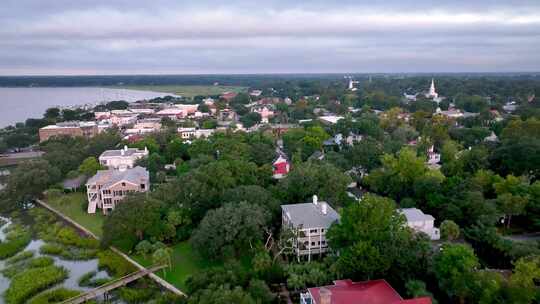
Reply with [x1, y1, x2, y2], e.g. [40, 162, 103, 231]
[60, 265, 166, 304]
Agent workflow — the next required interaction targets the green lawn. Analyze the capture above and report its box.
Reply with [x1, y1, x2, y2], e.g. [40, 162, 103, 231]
[112, 85, 247, 98]
[133, 241, 222, 290]
[46, 192, 105, 238]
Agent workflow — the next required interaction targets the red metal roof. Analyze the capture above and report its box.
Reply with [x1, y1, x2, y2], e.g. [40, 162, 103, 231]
[308, 279, 432, 304]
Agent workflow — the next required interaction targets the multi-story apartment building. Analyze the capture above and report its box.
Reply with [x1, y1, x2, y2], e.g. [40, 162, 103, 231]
[98, 146, 149, 170]
[39, 121, 99, 142]
[281, 196, 340, 262]
[86, 166, 149, 214]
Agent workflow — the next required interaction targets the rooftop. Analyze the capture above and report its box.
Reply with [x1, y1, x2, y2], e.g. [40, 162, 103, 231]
[307, 279, 432, 304]
[399, 208, 435, 222]
[282, 197, 339, 228]
[87, 166, 149, 188]
[100, 146, 147, 158]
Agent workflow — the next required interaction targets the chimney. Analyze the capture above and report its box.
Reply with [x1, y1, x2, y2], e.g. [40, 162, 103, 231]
[313, 195, 318, 205]
[321, 202, 328, 215]
[124, 145, 128, 151]
[120, 149, 125, 156]
[319, 287, 332, 304]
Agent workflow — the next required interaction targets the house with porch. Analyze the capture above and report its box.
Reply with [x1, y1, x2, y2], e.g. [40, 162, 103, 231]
[281, 196, 340, 261]
[86, 166, 149, 214]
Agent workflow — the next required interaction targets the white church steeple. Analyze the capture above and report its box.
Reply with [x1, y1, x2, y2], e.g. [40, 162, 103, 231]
[427, 78, 438, 99]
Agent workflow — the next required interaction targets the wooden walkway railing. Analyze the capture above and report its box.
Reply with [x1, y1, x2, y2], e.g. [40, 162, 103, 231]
[60, 265, 166, 304]
[35, 199, 186, 297]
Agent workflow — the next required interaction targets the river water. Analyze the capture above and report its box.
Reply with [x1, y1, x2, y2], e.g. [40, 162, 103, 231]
[0, 87, 175, 127]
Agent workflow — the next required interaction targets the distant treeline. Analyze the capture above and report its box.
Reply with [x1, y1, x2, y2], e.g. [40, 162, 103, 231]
[1, 73, 539, 88]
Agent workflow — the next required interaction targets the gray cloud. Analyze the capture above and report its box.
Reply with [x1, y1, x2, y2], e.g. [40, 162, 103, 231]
[1, 0, 540, 74]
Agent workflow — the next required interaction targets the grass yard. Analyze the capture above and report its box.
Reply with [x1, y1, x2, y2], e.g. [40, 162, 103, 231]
[132, 241, 222, 291]
[112, 85, 247, 98]
[46, 192, 105, 238]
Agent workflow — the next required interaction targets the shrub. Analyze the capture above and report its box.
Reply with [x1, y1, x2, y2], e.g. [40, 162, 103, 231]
[5, 265, 69, 304]
[118, 287, 155, 303]
[2, 256, 55, 278]
[97, 250, 135, 277]
[0, 228, 32, 260]
[6, 251, 35, 265]
[45, 189, 63, 200]
[29, 256, 54, 268]
[78, 271, 111, 287]
[441, 220, 460, 241]
[39, 242, 98, 260]
[28, 288, 81, 304]
[39, 244, 63, 255]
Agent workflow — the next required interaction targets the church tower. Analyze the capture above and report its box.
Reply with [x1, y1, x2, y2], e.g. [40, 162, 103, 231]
[427, 78, 438, 99]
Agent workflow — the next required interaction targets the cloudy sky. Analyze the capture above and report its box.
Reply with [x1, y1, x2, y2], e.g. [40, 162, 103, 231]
[1, 0, 540, 75]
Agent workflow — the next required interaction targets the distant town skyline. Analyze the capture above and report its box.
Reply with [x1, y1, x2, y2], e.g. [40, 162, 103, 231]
[2, 0, 540, 75]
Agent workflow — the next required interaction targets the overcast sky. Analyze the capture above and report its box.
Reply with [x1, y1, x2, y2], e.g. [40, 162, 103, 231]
[2, 0, 540, 75]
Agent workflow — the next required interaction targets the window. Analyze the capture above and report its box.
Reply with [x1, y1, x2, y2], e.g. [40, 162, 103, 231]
[103, 198, 112, 205]
[141, 184, 146, 189]
[102, 190, 111, 195]
[113, 190, 123, 196]
[321, 228, 325, 232]
[309, 229, 318, 234]
[311, 242, 315, 246]
[121, 182, 126, 187]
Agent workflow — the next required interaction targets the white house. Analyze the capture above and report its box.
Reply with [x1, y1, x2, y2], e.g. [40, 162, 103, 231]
[99, 145, 149, 170]
[281, 196, 340, 261]
[399, 208, 440, 240]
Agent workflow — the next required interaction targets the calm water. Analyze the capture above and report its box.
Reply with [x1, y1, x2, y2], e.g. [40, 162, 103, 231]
[0, 216, 112, 304]
[0, 87, 175, 127]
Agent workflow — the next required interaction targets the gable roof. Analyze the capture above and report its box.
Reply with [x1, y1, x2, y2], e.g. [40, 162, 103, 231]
[308, 279, 432, 304]
[399, 208, 434, 222]
[281, 201, 339, 228]
[86, 166, 149, 188]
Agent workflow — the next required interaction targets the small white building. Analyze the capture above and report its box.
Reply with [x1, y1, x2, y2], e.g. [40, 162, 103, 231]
[99, 145, 149, 170]
[178, 128, 215, 140]
[318, 115, 344, 125]
[399, 208, 440, 240]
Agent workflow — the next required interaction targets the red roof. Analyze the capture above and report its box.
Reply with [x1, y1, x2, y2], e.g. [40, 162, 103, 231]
[273, 161, 289, 175]
[308, 279, 432, 304]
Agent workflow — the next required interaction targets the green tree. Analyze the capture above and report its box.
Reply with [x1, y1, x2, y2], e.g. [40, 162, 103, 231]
[191, 202, 271, 260]
[101, 194, 164, 251]
[278, 162, 351, 206]
[240, 112, 262, 128]
[78, 157, 102, 176]
[135, 240, 153, 259]
[440, 220, 460, 241]
[152, 247, 172, 276]
[433, 244, 479, 303]
[1, 160, 61, 211]
[327, 194, 410, 279]
[405, 280, 437, 304]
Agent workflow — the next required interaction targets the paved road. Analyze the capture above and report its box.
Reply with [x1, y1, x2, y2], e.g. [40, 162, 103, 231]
[0, 151, 44, 159]
[503, 233, 540, 242]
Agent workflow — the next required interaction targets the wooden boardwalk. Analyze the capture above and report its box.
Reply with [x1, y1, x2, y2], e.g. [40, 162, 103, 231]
[35, 199, 186, 297]
[60, 265, 166, 304]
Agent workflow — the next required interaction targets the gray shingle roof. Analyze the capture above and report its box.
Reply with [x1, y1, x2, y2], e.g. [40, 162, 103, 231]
[281, 202, 340, 228]
[399, 208, 434, 222]
[87, 166, 149, 188]
[100, 148, 145, 158]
